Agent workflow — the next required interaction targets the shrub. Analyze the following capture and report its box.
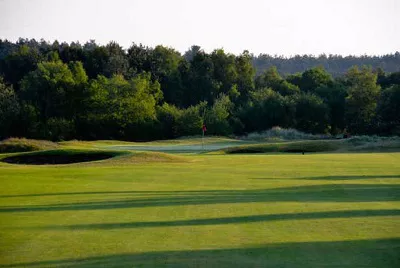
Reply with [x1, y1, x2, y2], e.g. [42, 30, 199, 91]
[241, 126, 331, 141]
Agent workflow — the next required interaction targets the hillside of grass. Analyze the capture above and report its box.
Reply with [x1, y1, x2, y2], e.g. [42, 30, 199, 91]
[1, 152, 399, 267]
[0, 138, 59, 153]
[217, 136, 400, 154]
[220, 140, 341, 154]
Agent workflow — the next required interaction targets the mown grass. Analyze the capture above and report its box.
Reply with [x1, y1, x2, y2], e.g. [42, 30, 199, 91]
[0, 142, 399, 267]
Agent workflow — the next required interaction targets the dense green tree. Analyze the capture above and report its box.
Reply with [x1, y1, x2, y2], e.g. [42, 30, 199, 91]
[183, 45, 201, 61]
[205, 94, 233, 135]
[0, 39, 399, 140]
[379, 71, 400, 88]
[294, 66, 332, 93]
[315, 82, 347, 134]
[377, 85, 400, 134]
[0, 77, 20, 138]
[235, 51, 255, 103]
[210, 49, 238, 97]
[253, 52, 400, 76]
[81, 73, 161, 140]
[291, 93, 330, 134]
[156, 103, 182, 139]
[176, 103, 205, 136]
[183, 51, 217, 106]
[345, 66, 380, 134]
[240, 89, 290, 132]
[20, 60, 75, 123]
[83, 45, 109, 79]
[255, 66, 282, 89]
[104, 42, 129, 77]
[0, 45, 41, 90]
[58, 42, 84, 64]
[20, 59, 89, 139]
[256, 67, 299, 96]
[148, 46, 184, 105]
[127, 43, 152, 75]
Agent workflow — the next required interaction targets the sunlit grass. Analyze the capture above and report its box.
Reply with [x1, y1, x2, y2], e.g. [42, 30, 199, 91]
[0, 143, 399, 267]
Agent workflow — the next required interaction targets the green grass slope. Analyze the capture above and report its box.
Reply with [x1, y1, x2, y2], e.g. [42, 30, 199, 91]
[0, 151, 399, 267]
[0, 138, 59, 153]
[221, 140, 341, 154]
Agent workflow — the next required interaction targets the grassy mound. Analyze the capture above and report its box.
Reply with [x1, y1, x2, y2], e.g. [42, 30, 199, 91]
[112, 151, 191, 164]
[0, 138, 59, 153]
[222, 140, 341, 154]
[344, 136, 400, 151]
[1, 149, 123, 165]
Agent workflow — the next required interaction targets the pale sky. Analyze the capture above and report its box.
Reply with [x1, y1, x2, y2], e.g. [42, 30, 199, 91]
[0, 0, 399, 56]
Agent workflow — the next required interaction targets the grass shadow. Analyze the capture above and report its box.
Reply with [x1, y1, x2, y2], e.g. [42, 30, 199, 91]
[1, 238, 399, 267]
[33, 209, 400, 230]
[252, 175, 400, 180]
[1, 184, 399, 213]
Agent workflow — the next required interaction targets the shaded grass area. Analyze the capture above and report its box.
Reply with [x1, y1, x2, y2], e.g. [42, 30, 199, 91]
[0, 149, 124, 165]
[1, 184, 399, 212]
[2, 239, 399, 268]
[0, 138, 59, 153]
[0, 152, 399, 267]
[29, 209, 400, 230]
[221, 140, 341, 154]
[0, 149, 190, 165]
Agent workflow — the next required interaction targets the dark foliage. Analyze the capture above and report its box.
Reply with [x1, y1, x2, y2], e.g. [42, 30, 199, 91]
[0, 39, 399, 141]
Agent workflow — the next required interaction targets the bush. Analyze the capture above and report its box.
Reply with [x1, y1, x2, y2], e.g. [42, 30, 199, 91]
[176, 105, 203, 136]
[241, 126, 331, 141]
[46, 118, 76, 141]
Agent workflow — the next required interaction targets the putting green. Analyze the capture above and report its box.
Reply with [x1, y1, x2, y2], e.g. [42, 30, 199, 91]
[0, 149, 399, 267]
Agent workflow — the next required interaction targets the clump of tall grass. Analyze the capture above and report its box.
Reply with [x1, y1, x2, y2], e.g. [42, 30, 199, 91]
[345, 135, 400, 150]
[240, 127, 331, 141]
[0, 138, 59, 153]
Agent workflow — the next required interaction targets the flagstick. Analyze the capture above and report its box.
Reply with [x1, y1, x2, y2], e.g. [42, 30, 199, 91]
[202, 129, 204, 151]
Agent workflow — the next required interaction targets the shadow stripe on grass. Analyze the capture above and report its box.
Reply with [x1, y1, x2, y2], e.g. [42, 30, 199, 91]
[28, 209, 400, 230]
[1, 238, 399, 267]
[1, 184, 399, 212]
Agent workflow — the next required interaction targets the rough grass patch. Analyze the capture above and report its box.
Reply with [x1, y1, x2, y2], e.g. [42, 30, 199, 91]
[0, 138, 59, 153]
[345, 136, 400, 151]
[240, 127, 332, 141]
[112, 151, 191, 164]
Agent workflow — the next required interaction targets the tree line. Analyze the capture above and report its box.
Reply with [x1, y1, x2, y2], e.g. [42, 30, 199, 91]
[0, 38, 399, 141]
[253, 53, 400, 76]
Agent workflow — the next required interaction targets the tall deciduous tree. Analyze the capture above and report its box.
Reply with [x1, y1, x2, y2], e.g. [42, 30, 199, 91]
[292, 93, 330, 134]
[0, 45, 41, 90]
[345, 66, 380, 134]
[235, 51, 255, 103]
[295, 66, 332, 93]
[82, 73, 161, 140]
[377, 85, 400, 134]
[0, 77, 20, 138]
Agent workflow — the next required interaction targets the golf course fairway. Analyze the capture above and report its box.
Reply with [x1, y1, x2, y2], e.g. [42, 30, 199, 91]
[0, 144, 399, 267]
